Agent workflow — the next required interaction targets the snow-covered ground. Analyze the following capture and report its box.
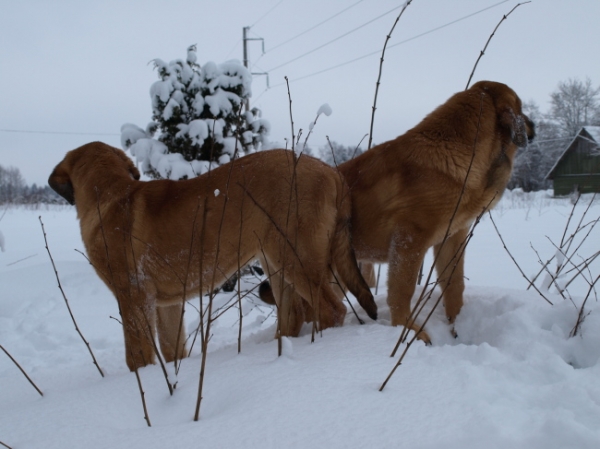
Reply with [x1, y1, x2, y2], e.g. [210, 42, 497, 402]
[1, 190, 599, 449]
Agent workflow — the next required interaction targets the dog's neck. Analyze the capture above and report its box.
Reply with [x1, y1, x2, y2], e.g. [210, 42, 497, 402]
[73, 170, 136, 221]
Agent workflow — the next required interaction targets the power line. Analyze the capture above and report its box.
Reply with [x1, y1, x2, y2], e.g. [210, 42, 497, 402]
[251, 0, 286, 28]
[267, 0, 509, 88]
[266, 4, 404, 73]
[0, 129, 119, 136]
[225, 38, 242, 59]
[267, 0, 365, 53]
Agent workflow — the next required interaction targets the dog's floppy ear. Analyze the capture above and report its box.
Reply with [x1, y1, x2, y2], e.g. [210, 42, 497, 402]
[499, 107, 529, 148]
[114, 147, 140, 180]
[48, 167, 75, 205]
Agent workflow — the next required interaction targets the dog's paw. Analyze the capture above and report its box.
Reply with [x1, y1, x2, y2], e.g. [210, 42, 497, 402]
[416, 329, 432, 346]
[451, 327, 458, 339]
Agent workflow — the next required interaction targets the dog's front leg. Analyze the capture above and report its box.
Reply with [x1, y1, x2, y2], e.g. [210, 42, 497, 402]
[433, 227, 467, 334]
[386, 231, 431, 344]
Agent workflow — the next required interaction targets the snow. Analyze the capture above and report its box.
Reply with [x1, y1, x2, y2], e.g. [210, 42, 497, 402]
[1, 191, 600, 448]
[317, 103, 333, 117]
[121, 47, 270, 180]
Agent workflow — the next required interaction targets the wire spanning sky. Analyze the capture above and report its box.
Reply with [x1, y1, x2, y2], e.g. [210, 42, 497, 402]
[1, 0, 599, 185]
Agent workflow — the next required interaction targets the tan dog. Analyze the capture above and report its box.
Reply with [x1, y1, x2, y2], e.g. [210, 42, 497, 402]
[261, 81, 534, 342]
[48, 143, 376, 370]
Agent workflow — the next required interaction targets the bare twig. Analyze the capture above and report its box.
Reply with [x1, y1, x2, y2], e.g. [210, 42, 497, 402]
[236, 169, 248, 354]
[174, 197, 202, 375]
[529, 243, 566, 300]
[570, 272, 600, 338]
[368, 0, 413, 151]
[0, 344, 44, 397]
[39, 216, 104, 377]
[128, 347, 151, 427]
[195, 116, 244, 420]
[465, 2, 531, 90]
[326, 136, 340, 168]
[381, 208, 485, 391]
[351, 133, 369, 160]
[92, 192, 157, 421]
[329, 267, 364, 325]
[285, 76, 296, 153]
[489, 212, 553, 305]
[395, 93, 486, 349]
[0, 440, 14, 449]
[527, 193, 599, 292]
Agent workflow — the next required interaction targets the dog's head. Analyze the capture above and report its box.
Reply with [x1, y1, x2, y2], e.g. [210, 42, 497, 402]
[48, 142, 140, 205]
[469, 81, 535, 148]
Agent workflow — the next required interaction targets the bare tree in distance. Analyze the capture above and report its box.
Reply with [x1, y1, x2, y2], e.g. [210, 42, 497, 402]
[549, 77, 600, 137]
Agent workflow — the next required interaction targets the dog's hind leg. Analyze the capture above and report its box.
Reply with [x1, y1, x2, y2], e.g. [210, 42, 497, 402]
[258, 256, 306, 337]
[157, 303, 188, 363]
[360, 262, 377, 288]
[120, 298, 157, 371]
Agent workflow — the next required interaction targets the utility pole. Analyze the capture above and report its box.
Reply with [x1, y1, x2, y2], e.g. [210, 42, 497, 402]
[242, 26, 268, 112]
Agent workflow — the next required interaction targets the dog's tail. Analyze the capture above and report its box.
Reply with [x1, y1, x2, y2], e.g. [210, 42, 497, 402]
[258, 174, 377, 322]
[258, 280, 276, 306]
[330, 178, 378, 321]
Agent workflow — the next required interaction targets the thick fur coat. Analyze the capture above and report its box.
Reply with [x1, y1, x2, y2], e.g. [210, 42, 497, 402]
[339, 81, 535, 341]
[261, 81, 535, 342]
[49, 143, 376, 370]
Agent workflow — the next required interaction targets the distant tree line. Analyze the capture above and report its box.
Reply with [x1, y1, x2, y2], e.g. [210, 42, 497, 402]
[508, 77, 600, 192]
[0, 165, 66, 205]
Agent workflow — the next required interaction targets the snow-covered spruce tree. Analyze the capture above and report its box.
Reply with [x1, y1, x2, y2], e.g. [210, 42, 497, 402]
[121, 45, 270, 180]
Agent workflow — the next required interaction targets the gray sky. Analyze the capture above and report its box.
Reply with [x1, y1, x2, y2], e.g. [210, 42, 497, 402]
[1, 0, 599, 185]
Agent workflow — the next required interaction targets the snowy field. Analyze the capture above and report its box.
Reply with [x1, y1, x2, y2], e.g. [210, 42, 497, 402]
[1, 190, 599, 449]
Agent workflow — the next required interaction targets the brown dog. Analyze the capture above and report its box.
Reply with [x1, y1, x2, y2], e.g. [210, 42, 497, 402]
[48, 143, 376, 370]
[261, 81, 534, 342]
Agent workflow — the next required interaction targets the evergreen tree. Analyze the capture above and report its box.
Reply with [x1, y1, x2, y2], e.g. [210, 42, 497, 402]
[121, 45, 270, 180]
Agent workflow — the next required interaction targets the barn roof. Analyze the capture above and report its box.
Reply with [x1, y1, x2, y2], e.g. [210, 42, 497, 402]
[545, 126, 600, 180]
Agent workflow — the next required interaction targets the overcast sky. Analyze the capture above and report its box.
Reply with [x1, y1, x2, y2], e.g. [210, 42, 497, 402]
[1, 0, 599, 185]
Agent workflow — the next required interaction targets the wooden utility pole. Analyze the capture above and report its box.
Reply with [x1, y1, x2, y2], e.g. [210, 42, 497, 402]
[242, 26, 268, 112]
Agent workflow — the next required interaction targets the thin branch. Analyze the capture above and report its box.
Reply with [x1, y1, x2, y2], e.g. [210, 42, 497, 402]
[465, 2, 531, 90]
[570, 271, 600, 338]
[38, 216, 104, 377]
[368, 0, 413, 151]
[285, 76, 296, 153]
[0, 344, 44, 397]
[396, 93, 486, 348]
[195, 117, 244, 420]
[489, 212, 553, 305]
[351, 133, 369, 159]
[529, 243, 566, 299]
[127, 347, 151, 427]
[382, 204, 489, 391]
[329, 267, 365, 325]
